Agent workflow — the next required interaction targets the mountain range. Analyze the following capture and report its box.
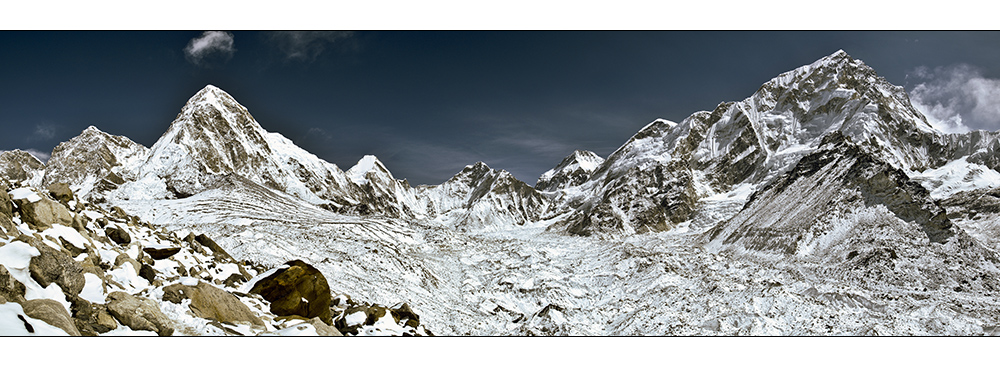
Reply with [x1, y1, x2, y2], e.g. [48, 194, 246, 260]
[4, 50, 1000, 335]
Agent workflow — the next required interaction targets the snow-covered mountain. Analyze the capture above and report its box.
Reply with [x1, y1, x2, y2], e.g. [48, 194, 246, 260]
[536, 150, 605, 192]
[0, 150, 45, 187]
[551, 50, 1000, 237]
[420, 162, 558, 231]
[41, 126, 150, 202]
[100, 85, 423, 220]
[7, 50, 1000, 336]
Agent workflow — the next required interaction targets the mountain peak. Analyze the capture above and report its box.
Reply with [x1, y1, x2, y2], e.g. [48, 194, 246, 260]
[347, 155, 393, 184]
[536, 150, 605, 192]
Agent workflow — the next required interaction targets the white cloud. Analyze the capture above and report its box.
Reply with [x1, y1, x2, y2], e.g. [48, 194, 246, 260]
[267, 31, 354, 61]
[908, 64, 1000, 133]
[31, 123, 57, 141]
[184, 31, 236, 66]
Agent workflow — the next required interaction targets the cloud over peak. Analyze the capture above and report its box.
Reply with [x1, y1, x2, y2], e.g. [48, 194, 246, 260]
[184, 31, 236, 66]
[267, 31, 354, 62]
[908, 64, 1000, 133]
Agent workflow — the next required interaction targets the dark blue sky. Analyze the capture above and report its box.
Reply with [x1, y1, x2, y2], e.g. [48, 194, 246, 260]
[3, 31, 1000, 185]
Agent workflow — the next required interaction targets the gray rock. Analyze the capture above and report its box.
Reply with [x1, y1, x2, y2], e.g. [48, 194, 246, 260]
[22, 298, 82, 336]
[162, 281, 264, 328]
[105, 291, 174, 336]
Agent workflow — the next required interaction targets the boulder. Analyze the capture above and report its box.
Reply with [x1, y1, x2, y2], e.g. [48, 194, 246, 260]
[104, 226, 131, 245]
[0, 265, 26, 304]
[24, 236, 85, 296]
[113, 254, 141, 275]
[138, 264, 157, 284]
[22, 298, 82, 336]
[162, 281, 264, 328]
[68, 295, 117, 336]
[249, 260, 332, 324]
[46, 183, 74, 204]
[105, 291, 173, 336]
[390, 302, 421, 329]
[14, 195, 74, 230]
[143, 245, 181, 260]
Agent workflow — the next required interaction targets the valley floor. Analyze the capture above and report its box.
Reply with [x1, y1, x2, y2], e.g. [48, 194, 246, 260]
[116, 189, 1000, 336]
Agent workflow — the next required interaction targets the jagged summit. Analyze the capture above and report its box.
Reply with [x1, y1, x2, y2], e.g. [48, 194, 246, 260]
[347, 155, 394, 185]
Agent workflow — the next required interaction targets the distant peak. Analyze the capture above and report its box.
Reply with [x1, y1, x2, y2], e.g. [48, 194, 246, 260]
[85, 125, 101, 132]
[199, 84, 223, 94]
[347, 155, 391, 184]
[469, 161, 491, 170]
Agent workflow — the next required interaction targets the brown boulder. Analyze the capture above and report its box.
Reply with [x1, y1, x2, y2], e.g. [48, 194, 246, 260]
[391, 302, 421, 329]
[104, 226, 131, 245]
[105, 291, 173, 336]
[46, 183, 74, 204]
[24, 237, 85, 296]
[22, 298, 82, 336]
[15, 195, 74, 230]
[143, 245, 181, 260]
[162, 281, 264, 328]
[249, 260, 332, 325]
